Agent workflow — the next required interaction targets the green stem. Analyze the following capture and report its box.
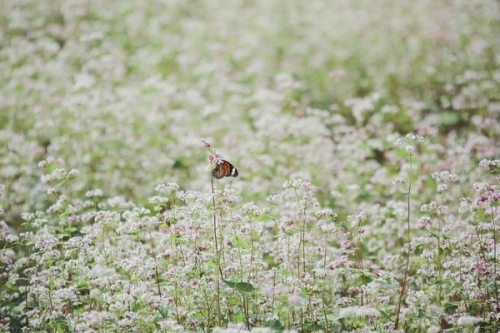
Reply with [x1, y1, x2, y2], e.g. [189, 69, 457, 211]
[211, 177, 221, 327]
[395, 154, 412, 329]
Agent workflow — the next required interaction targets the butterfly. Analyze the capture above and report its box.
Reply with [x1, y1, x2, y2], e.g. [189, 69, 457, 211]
[212, 160, 238, 179]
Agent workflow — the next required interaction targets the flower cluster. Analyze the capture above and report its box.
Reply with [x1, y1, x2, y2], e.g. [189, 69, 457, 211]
[1, 0, 500, 331]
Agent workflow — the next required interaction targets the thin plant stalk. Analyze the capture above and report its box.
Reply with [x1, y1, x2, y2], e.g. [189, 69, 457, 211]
[436, 192, 444, 306]
[211, 177, 222, 327]
[148, 230, 162, 299]
[302, 204, 307, 274]
[355, 220, 364, 306]
[492, 210, 499, 327]
[395, 154, 413, 330]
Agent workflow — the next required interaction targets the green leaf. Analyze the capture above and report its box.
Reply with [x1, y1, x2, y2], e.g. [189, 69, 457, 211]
[222, 279, 255, 293]
[171, 234, 186, 244]
[235, 281, 254, 293]
[303, 321, 324, 331]
[159, 306, 169, 319]
[379, 310, 392, 321]
[443, 301, 458, 314]
[234, 235, 250, 249]
[265, 320, 284, 332]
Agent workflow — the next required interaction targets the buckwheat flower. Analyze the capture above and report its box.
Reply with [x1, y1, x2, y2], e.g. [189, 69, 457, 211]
[346, 214, 355, 224]
[437, 204, 449, 214]
[68, 169, 79, 178]
[417, 264, 435, 277]
[240, 202, 262, 216]
[317, 220, 335, 232]
[55, 158, 65, 166]
[427, 325, 441, 333]
[200, 138, 211, 148]
[47, 197, 66, 213]
[208, 152, 223, 165]
[421, 248, 434, 259]
[417, 216, 432, 230]
[145, 216, 161, 228]
[53, 286, 78, 303]
[347, 211, 366, 224]
[437, 184, 448, 192]
[348, 286, 361, 296]
[299, 180, 316, 192]
[394, 133, 424, 146]
[4, 231, 19, 243]
[0, 221, 11, 241]
[473, 182, 488, 193]
[260, 284, 275, 297]
[288, 293, 301, 306]
[85, 188, 103, 197]
[312, 267, 327, 278]
[46, 187, 57, 195]
[456, 316, 481, 325]
[158, 319, 184, 331]
[50, 168, 68, 181]
[300, 273, 313, 285]
[366, 264, 380, 276]
[478, 159, 494, 167]
[0, 248, 15, 266]
[83, 200, 95, 209]
[393, 177, 405, 184]
[266, 194, 281, 204]
[283, 179, 303, 189]
[21, 212, 35, 221]
[432, 170, 458, 183]
[154, 182, 180, 194]
[275, 72, 301, 92]
[279, 219, 295, 232]
[149, 196, 169, 205]
[314, 209, 337, 218]
[118, 316, 134, 330]
[358, 211, 367, 221]
[336, 297, 352, 306]
[90, 211, 116, 226]
[275, 284, 289, 295]
[406, 290, 430, 308]
[479, 159, 500, 173]
[261, 207, 271, 215]
[342, 240, 356, 250]
[40, 174, 51, 184]
[337, 306, 379, 318]
[474, 260, 491, 275]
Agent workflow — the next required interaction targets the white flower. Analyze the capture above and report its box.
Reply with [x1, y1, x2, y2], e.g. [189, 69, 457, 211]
[456, 316, 481, 325]
[338, 306, 379, 318]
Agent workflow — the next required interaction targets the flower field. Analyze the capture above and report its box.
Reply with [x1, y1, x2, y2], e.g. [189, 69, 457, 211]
[1, 0, 500, 332]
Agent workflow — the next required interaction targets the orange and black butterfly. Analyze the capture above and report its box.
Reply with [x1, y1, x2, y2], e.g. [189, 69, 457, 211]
[212, 160, 238, 179]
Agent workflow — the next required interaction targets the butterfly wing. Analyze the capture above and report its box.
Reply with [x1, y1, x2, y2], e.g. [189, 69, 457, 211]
[228, 161, 238, 177]
[212, 160, 238, 179]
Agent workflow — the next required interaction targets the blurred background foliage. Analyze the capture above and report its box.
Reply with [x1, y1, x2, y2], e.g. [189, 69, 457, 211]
[0, 0, 499, 221]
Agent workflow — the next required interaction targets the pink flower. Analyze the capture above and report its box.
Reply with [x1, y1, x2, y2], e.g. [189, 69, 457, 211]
[288, 293, 301, 306]
[200, 138, 211, 148]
